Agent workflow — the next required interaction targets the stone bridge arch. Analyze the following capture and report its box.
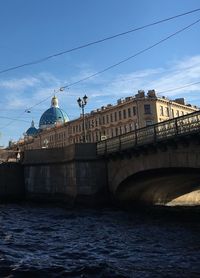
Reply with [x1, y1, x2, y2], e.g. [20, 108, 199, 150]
[107, 139, 200, 205]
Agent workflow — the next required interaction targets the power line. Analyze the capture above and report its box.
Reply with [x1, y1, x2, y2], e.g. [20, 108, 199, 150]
[61, 18, 200, 89]
[0, 111, 26, 130]
[0, 8, 200, 75]
[118, 62, 200, 83]
[1, 18, 200, 130]
[0, 116, 30, 123]
[159, 80, 200, 94]
[18, 17, 200, 112]
[0, 88, 67, 130]
[24, 88, 65, 111]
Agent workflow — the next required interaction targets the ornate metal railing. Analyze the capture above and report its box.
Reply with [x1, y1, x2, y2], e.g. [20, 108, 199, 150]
[97, 110, 200, 155]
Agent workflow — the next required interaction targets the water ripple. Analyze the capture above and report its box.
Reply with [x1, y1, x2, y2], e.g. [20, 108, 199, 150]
[0, 204, 200, 277]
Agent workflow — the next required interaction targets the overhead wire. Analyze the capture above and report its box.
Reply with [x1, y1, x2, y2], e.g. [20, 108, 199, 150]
[0, 88, 68, 130]
[159, 80, 200, 94]
[0, 111, 28, 130]
[1, 17, 200, 130]
[0, 8, 200, 74]
[24, 16, 200, 114]
[60, 18, 200, 88]
[0, 116, 30, 123]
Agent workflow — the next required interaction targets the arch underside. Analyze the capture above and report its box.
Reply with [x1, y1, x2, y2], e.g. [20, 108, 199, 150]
[115, 168, 200, 206]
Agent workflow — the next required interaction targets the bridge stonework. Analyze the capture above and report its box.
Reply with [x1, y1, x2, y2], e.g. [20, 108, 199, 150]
[1, 111, 200, 206]
[23, 144, 108, 206]
[0, 163, 24, 201]
[107, 136, 200, 206]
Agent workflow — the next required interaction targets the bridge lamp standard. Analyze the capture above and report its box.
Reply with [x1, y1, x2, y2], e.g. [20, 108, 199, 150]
[77, 95, 88, 143]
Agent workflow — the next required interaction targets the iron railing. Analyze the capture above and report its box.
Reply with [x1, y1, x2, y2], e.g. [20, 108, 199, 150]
[97, 110, 200, 155]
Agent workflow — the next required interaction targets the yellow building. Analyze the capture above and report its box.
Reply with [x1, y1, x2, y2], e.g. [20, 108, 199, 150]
[20, 90, 198, 150]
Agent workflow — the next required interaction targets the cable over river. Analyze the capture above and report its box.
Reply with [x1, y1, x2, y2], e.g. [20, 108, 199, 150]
[0, 204, 199, 277]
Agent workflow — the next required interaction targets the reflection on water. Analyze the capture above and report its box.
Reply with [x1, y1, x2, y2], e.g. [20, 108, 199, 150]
[0, 204, 200, 277]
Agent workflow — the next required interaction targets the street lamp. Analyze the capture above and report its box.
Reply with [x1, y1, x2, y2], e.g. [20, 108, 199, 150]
[77, 95, 88, 142]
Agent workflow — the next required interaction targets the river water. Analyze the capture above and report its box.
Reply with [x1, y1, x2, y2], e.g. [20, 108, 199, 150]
[0, 204, 199, 277]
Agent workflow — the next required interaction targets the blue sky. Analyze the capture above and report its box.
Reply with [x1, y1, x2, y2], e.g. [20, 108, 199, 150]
[0, 0, 200, 146]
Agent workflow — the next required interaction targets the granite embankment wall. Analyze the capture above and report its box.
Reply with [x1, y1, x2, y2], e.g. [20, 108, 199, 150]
[0, 162, 25, 201]
[23, 143, 108, 205]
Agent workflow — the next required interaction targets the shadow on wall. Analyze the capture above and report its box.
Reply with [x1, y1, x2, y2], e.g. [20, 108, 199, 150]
[115, 168, 200, 206]
[0, 162, 25, 201]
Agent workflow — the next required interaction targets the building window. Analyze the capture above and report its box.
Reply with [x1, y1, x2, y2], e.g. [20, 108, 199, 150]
[171, 109, 174, 118]
[91, 119, 95, 128]
[133, 107, 136, 115]
[128, 108, 131, 117]
[160, 106, 164, 116]
[114, 112, 117, 121]
[110, 113, 113, 122]
[165, 107, 169, 117]
[123, 109, 126, 119]
[176, 110, 179, 117]
[144, 104, 151, 114]
[106, 114, 109, 124]
[181, 111, 184, 116]
[119, 111, 122, 120]
[102, 116, 105, 125]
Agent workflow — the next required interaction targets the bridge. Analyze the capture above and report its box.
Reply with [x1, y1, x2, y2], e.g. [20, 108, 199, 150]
[97, 111, 200, 206]
[1, 111, 200, 206]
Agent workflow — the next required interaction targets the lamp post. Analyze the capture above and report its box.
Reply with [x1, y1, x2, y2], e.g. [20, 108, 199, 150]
[77, 95, 88, 143]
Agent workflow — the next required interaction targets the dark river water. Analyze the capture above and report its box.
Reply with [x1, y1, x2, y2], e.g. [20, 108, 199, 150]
[0, 204, 199, 278]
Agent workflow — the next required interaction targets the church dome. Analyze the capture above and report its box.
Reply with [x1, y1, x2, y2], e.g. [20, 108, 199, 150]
[26, 120, 38, 136]
[39, 96, 69, 129]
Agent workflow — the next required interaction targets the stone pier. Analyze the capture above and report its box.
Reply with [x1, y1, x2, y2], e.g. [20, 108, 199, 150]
[23, 143, 108, 205]
[0, 162, 25, 201]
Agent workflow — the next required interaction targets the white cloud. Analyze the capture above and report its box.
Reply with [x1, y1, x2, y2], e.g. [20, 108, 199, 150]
[91, 55, 200, 103]
[147, 58, 200, 98]
[1, 55, 200, 112]
[1, 54, 200, 147]
[50, 55, 200, 111]
[0, 73, 64, 111]
[0, 77, 40, 90]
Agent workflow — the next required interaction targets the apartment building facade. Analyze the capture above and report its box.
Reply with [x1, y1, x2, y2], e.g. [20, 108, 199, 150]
[18, 90, 198, 150]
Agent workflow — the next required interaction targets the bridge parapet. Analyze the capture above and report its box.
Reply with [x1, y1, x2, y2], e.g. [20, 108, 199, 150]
[101, 111, 200, 206]
[97, 110, 200, 156]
